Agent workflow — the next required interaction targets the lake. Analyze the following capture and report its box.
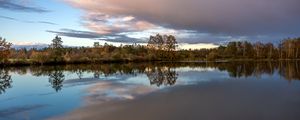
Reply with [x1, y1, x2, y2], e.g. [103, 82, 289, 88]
[1, 61, 300, 120]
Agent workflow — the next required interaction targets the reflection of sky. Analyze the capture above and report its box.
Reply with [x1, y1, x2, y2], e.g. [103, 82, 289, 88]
[0, 66, 295, 120]
[176, 68, 228, 85]
[121, 67, 229, 86]
[84, 81, 157, 106]
[0, 73, 88, 120]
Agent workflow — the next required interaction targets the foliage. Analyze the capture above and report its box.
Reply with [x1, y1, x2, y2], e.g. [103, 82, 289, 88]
[49, 36, 64, 62]
[30, 51, 49, 64]
[1, 36, 300, 65]
[0, 37, 12, 63]
[147, 34, 178, 60]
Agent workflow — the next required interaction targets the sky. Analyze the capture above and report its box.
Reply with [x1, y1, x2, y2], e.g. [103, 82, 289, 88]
[0, 0, 299, 49]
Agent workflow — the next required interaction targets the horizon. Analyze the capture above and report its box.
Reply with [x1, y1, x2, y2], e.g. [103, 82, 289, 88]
[1, 0, 299, 49]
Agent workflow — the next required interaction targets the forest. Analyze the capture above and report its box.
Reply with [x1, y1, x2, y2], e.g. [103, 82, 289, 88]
[0, 34, 300, 66]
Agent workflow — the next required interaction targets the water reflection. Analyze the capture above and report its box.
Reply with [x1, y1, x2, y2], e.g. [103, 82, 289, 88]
[75, 69, 84, 79]
[0, 69, 12, 94]
[279, 61, 300, 81]
[215, 61, 300, 80]
[1, 61, 300, 120]
[146, 67, 178, 87]
[1, 61, 300, 94]
[94, 71, 100, 79]
[48, 68, 65, 92]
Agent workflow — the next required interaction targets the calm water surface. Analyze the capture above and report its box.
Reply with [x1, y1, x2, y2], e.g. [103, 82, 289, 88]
[0, 62, 300, 120]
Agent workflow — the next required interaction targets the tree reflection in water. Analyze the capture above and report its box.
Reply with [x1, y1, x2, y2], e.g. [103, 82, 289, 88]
[94, 71, 100, 79]
[1, 61, 300, 94]
[48, 68, 65, 92]
[0, 69, 12, 94]
[76, 69, 84, 79]
[146, 67, 178, 87]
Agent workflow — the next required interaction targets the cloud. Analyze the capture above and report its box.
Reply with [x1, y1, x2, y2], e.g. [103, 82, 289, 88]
[179, 43, 218, 50]
[0, 0, 50, 13]
[0, 0, 49, 13]
[36, 21, 57, 25]
[83, 13, 156, 34]
[0, 15, 57, 25]
[47, 29, 102, 39]
[0, 15, 17, 21]
[64, 0, 300, 44]
[47, 29, 143, 43]
[23, 20, 58, 25]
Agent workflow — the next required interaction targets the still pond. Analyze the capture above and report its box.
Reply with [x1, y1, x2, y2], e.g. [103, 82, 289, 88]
[1, 61, 300, 120]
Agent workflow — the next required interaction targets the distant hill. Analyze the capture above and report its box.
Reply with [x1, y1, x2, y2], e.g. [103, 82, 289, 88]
[12, 44, 49, 50]
[12, 43, 78, 50]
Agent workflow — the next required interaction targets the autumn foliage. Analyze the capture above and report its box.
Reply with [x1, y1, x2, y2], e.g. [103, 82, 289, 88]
[1, 36, 300, 65]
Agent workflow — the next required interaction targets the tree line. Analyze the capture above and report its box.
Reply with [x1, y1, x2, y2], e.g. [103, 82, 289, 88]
[0, 35, 300, 65]
[205, 38, 300, 60]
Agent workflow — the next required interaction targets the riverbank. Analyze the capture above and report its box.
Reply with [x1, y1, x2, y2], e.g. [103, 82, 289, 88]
[0, 59, 157, 67]
[1, 58, 300, 67]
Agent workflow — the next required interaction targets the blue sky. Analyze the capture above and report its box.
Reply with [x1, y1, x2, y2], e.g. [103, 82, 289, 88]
[0, 0, 299, 49]
[0, 0, 96, 46]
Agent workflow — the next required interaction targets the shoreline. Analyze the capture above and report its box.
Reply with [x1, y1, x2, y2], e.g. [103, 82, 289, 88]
[1, 59, 300, 67]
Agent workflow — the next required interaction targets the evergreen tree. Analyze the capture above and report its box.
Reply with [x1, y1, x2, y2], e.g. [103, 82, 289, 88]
[49, 36, 64, 62]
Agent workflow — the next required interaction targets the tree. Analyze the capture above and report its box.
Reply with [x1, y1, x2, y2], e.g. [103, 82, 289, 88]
[164, 35, 177, 51]
[243, 41, 255, 58]
[147, 34, 178, 60]
[49, 36, 64, 62]
[296, 38, 300, 59]
[50, 36, 63, 49]
[225, 42, 238, 58]
[265, 43, 276, 59]
[147, 34, 164, 50]
[278, 40, 285, 59]
[94, 42, 100, 48]
[0, 37, 12, 63]
[207, 49, 219, 60]
[164, 35, 178, 60]
[254, 42, 265, 59]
